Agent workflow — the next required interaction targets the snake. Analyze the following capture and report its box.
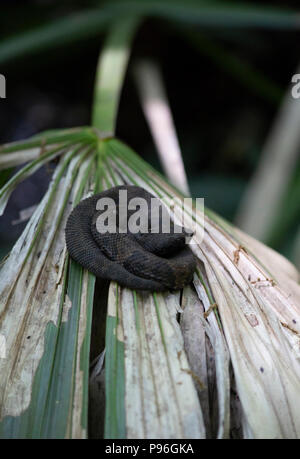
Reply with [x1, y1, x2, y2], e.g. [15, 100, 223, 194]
[65, 185, 196, 291]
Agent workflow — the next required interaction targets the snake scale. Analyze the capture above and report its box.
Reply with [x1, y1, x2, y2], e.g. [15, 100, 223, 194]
[65, 185, 196, 291]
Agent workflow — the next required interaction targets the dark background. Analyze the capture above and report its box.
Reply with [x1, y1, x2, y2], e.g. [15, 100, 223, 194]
[0, 0, 299, 263]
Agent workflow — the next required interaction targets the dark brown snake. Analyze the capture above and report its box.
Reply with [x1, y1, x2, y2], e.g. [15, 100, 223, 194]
[65, 185, 196, 291]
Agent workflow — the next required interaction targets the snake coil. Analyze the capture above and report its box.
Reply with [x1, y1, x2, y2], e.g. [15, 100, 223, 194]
[65, 185, 196, 291]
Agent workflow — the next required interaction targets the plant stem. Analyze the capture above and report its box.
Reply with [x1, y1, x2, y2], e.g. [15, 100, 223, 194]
[91, 17, 139, 137]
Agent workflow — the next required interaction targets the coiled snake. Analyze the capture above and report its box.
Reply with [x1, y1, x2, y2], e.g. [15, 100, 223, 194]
[65, 185, 196, 291]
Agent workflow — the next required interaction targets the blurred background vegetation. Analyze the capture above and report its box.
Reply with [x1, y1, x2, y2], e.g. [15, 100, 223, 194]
[0, 0, 299, 268]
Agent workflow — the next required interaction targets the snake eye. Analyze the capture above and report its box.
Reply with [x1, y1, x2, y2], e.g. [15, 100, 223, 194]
[183, 228, 194, 238]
